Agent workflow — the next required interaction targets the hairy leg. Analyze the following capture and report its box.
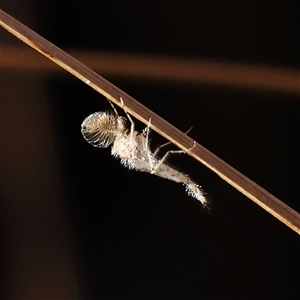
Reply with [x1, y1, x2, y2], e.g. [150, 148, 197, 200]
[151, 141, 196, 173]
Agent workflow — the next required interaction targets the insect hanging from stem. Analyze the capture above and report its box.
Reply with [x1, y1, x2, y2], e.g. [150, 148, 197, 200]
[81, 98, 208, 209]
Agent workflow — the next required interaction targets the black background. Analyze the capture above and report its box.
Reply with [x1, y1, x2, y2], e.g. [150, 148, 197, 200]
[1, 1, 300, 299]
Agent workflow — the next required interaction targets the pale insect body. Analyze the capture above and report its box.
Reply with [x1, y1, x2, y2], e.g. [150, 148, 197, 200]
[81, 99, 208, 208]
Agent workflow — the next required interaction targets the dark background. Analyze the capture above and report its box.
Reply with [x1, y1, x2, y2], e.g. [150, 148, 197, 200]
[1, 1, 299, 299]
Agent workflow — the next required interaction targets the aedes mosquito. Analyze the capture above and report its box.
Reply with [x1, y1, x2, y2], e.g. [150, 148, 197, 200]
[81, 98, 208, 209]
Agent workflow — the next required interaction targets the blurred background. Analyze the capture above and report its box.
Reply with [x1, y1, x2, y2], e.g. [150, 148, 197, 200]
[0, 1, 299, 299]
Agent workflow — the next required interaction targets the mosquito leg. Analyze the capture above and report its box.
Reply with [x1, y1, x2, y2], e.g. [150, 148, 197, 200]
[144, 118, 151, 149]
[120, 97, 135, 143]
[153, 127, 193, 158]
[143, 118, 155, 169]
[151, 149, 184, 173]
[107, 99, 119, 116]
[151, 141, 196, 174]
[153, 141, 171, 158]
[185, 126, 193, 135]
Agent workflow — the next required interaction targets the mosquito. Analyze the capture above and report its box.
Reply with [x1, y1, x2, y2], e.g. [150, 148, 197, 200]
[81, 98, 208, 209]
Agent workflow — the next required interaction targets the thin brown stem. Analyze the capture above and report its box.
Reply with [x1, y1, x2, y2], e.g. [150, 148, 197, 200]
[1, 9, 299, 234]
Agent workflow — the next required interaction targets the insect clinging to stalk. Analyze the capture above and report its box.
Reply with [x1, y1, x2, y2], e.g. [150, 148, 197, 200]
[81, 98, 208, 208]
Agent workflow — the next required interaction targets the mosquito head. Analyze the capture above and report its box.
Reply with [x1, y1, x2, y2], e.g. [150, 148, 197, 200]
[81, 112, 119, 148]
